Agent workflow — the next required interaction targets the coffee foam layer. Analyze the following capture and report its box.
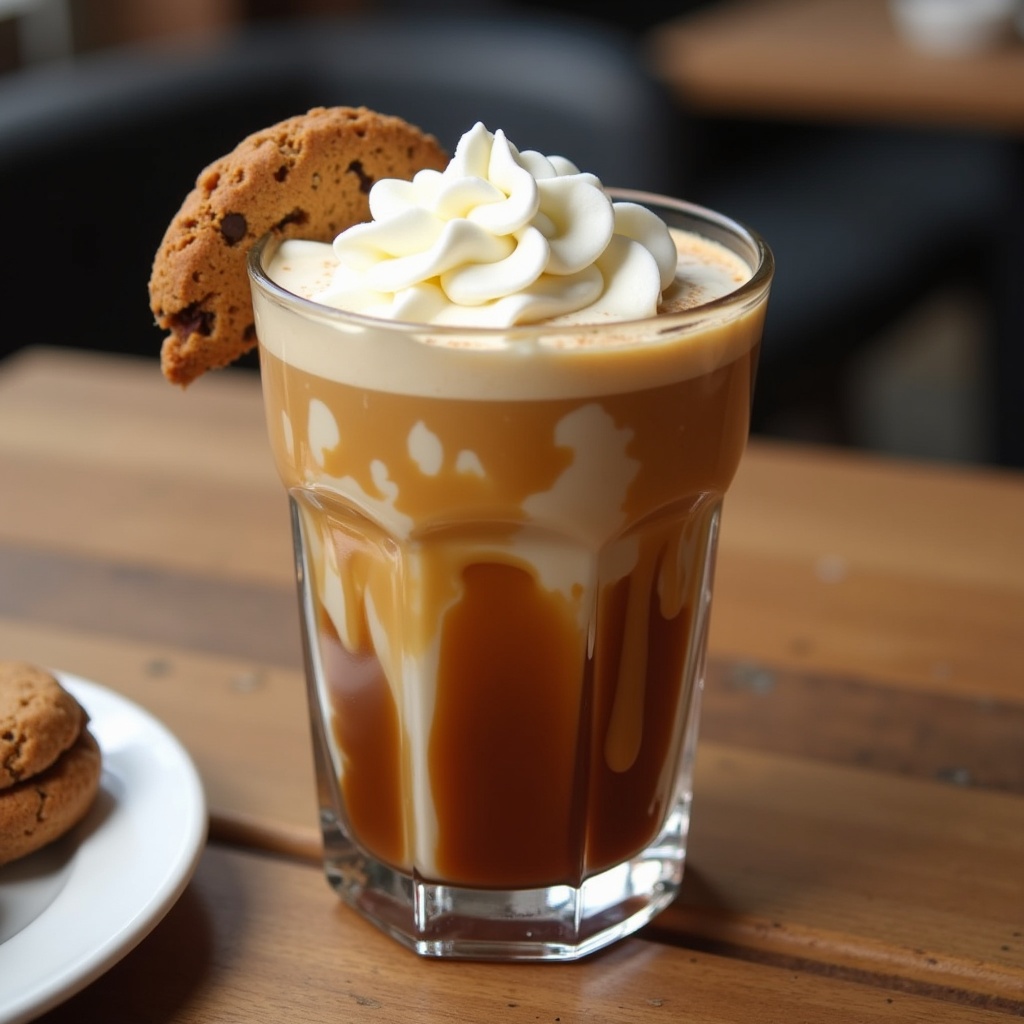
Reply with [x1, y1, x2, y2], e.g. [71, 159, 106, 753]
[257, 227, 762, 401]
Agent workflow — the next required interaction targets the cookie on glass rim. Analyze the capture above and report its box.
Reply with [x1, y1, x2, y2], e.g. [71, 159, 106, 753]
[149, 106, 449, 388]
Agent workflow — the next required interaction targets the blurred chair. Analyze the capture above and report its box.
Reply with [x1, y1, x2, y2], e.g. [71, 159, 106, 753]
[0, 10, 680, 366]
[685, 118, 1015, 453]
[0, 8, 1016, 463]
[0, 0, 72, 64]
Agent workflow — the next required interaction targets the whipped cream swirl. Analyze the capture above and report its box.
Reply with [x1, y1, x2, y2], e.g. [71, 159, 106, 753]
[311, 123, 677, 326]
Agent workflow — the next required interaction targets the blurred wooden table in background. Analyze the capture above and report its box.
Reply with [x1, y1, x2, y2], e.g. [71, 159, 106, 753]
[648, 0, 1024, 470]
[648, 0, 1024, 131]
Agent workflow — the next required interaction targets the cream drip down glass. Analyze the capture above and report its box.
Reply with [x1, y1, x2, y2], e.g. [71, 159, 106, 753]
[247, 126, 772, 960]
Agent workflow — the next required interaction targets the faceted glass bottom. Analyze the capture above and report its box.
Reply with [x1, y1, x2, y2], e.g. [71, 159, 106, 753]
[317, 796, 692, 961]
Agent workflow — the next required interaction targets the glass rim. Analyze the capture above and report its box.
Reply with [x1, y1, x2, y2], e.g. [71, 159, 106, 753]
[246, 187, 774, 339]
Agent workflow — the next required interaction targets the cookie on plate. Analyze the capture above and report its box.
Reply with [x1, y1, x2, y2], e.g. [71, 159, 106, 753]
[0, 728, 102, 867]
[1, 660, 86, 790]
[149, 105, 449, 388]
[0, 662, 102, 867]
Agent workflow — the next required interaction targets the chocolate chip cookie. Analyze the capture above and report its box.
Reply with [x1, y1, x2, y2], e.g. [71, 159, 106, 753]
[0, 728, 102, 867]
[1, 661, 86, 790]
[149, 106, 449, 387]
[0, 662, 102, 867]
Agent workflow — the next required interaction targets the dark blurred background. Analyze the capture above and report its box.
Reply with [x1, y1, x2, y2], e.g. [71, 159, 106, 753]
[0, 0, 1020, 468]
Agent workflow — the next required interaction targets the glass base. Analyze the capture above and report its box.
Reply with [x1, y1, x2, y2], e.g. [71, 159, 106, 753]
[317, 802, 690, 962]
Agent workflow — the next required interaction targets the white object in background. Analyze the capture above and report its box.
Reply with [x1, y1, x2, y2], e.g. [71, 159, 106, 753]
[888, 0, 1018, 55]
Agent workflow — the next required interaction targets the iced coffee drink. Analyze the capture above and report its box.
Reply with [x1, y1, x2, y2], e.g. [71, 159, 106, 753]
[248, 123, 772, 959]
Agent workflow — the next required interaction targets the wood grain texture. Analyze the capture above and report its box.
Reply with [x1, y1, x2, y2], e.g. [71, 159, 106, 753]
[0, 617, 319, 839]
[1, 618, 1020, 1009]
[648, 0, 1024, 132]
[702, 660, 1024, 793]
[35, 845, 1019, 1024]
[663, 745, 1024, 1009]
[0, 348, 291, 585]
[2, 544, 1022, 796]
[2, 347, 1022, 1016]
[2, 346, 1022, 702]
[712, 443, 1024, 704]
[0, 541, 300, 665]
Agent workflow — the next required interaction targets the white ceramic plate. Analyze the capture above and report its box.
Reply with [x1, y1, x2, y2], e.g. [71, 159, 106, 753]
[0, 672, 207, 1024]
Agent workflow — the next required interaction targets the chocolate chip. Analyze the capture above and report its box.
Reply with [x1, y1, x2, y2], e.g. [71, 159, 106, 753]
[171, 302, 214, 338]
[347, 159, 374, 194]
[274, 165, 289, 182]
[220, 212, 247, 245]
[274, 208, 308, 231]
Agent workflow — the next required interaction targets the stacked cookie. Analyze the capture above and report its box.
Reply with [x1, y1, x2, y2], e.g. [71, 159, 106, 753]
[1, 662, 102, 867]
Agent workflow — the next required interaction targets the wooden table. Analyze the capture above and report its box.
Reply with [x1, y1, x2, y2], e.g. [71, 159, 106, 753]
[1, 346, 1022, 1021]
[647, 0, 1024, 132]
[648, 0, 1024, 470]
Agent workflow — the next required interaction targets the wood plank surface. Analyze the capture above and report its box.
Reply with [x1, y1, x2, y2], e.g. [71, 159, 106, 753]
[2, 346, 1023, 1013]
[34, 844, 1019, 1024]
[666, 746, 1024, 1008]
[2, 346, 1022, 701]
[0, 348, 291, 585]
[714, 445, 1024, 704]
[0, 617, 1020, 1010]
[647, 0, 1024, 132]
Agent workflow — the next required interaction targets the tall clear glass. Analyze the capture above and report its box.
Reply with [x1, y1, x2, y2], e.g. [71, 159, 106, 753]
[248, 191, 772, 961]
